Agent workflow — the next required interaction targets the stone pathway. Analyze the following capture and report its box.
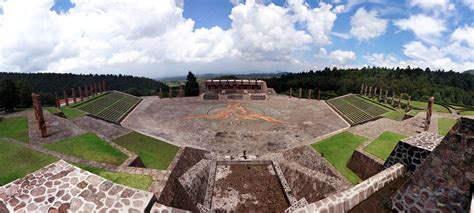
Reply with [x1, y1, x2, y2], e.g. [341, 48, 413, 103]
[0, 160, 155, 212]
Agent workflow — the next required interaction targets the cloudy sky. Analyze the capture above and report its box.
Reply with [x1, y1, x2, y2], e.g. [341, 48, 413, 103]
[0, 0, 473, 78]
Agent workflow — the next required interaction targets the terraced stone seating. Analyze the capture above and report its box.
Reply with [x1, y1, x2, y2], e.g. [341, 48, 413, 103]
[74, 91, 141, 123]
[327, 94, 389, 125]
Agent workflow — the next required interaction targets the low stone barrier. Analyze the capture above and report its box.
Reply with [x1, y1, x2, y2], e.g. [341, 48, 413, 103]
[347, 149, 383, 180]
[290, 163, 406, 212]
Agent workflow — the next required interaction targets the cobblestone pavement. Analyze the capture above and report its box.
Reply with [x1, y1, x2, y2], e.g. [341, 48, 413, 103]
[0, 160, 154, 212]
[122, 96, 349, 156]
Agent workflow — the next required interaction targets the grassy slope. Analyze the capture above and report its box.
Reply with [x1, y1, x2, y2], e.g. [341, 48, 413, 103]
[46, 107, 61, 114]
[438, 118, 457, 136]
[311, 132, 367, 185]
[74, 163, 152, 191]
[364, 132, 406, 161]
[43, 133, 127, 165]
[112, 132, 179, 170]
[409, 100, 449, 113]
[383, 111, 405, 121]
[459, 111, 474, 116]
[61, 107, 88, 119]
[0, 116, 29, 143]
[0, 139, 57, 185]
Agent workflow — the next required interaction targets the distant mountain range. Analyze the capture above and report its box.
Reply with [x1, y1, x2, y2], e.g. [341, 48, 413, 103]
[464, 70, 474, 75]
[157, 72, 288, 81]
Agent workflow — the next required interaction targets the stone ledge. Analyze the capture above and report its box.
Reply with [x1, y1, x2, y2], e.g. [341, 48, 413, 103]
[290, 163, 406, 213]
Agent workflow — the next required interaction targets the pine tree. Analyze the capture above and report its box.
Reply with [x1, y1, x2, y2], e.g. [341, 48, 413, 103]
[0, 79, 20, 112]
[184, 71, 200, 96]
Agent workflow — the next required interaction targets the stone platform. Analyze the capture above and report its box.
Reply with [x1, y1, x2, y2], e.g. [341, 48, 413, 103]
[0, 160, 154, 212]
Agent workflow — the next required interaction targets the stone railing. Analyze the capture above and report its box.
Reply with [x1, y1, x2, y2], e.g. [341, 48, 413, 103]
[290, 163, 406, 212]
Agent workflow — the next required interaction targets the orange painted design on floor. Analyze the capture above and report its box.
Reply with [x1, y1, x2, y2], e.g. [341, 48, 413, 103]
[186, 101, 285, 124]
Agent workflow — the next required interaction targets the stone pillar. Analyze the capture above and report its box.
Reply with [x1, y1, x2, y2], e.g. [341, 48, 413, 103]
[79, 87, 83, 101]
[289, 88, 293, 98]
[308, 89, 312, 99]
[159, 88, 163, 98]
[54, 92, 60, 108]
[169, 87, 173, 98]
[379, 89, 383, 100]
[398, 94, 402, 108]
[85, 85, 89, 99]
[317, 89, 321, 100]
[63, 89, 69, 106]
[369, 86, 372, 98]
[392, 91, 395, 105]
[360, 84, 364, 95]
[384, 90, 388, 104]
[406, 96, 411, 112]
[89, 83, 94, 95]
[374, 87, 377, 99]
[72, 88, 76, 103]
[298, 88, 302, 98]
[425, 97, 434, 131]
[32, 93, 47, 138]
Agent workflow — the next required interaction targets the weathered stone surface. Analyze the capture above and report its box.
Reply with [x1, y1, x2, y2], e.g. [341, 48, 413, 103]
[347, 150, 383, 180]
[0, 160, 154, 213]
[391, 118, 473, 212]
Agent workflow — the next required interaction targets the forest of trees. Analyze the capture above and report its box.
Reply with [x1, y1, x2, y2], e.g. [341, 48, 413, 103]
[266, 67, 474, 106]
[0, 72, 168, 108]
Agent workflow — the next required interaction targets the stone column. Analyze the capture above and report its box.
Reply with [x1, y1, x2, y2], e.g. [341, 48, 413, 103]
[289, 88, 293, 98]
[384, 90, 388, 104]
[392, 91, 395, 105]
[169, 87, 173, 98]
[32, 93, 47, 138]
[102, 81, 106, 92]
[298, 88, 302, 98]
[406, 96, 411, 112]
[317, 89, 321, 100]
[365, 85, 368, 96]
[308, 89, 312, 99]
[79, 87, 83, 101]
[374, 88, 377, 99]
[54, 92, 60, 108]
[360, 84, 364, 95]
[63, 89, 69, 106]
[369, 86, 372, 98]
[72, 88, 76, 103]
[379, 88, 383, 100]
[425, 96, 434, 131]
[85, 85, 89, 99]
[398, 94, 402, 108]
[159, 87, 163, 98]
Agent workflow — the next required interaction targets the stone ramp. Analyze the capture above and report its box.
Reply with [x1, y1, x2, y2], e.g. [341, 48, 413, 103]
[0, 160, 155, 212]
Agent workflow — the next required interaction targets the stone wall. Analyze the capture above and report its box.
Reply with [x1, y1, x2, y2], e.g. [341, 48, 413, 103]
[158, 147, 210, 211]
[279, 160, 347, 204]
[347, 150, 383, 180]
[178, 159, 211, 207]
[290, 163, 406, 213]
[282, 146, 347, 183]
[391, 117, 473, 212]
[383, 132, 443, 172]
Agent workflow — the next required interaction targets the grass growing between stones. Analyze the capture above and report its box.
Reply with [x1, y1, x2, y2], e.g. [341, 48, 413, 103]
[364, 131, 406, 161]
[44, 133, 128, 166]
[73, 163, 152, 191]
[0, 139, 57, 185]
[438, 118, 457, 136]
[112, 132, 179, 170]
[0, 116, 29, 143]
[383, 111, 405, 121]
[311, 131, 367, 185]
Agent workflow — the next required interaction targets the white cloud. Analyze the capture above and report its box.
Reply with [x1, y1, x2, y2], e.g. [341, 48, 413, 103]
[288, 0, 337, 45]
[317, 48, 356, 64]
[451, 26, 474, 48]
[463, 0, 474, 10]
[394, 14, 446, 44]
[0, 0, 340, 77]
[350, 8, 388, 41]
[409, 0, 449, 9]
